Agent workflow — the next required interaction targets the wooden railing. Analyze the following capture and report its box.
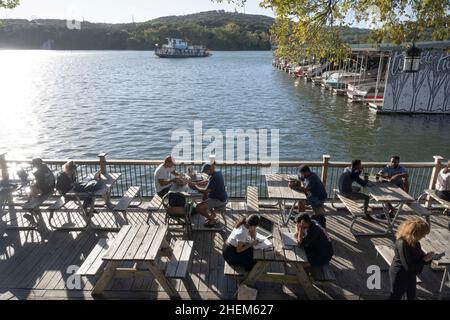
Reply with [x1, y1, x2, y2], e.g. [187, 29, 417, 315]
[1, 153, 445, 200]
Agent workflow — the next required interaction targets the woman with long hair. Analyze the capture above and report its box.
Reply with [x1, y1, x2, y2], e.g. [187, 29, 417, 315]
[223, 214, 261, 271]
[389, 218, 434, 300]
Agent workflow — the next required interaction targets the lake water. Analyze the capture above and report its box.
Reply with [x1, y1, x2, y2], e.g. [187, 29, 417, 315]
[0, 50, 449, 162]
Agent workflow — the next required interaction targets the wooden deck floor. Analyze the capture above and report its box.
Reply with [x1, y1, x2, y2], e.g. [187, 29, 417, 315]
[0, 200, 449, 300]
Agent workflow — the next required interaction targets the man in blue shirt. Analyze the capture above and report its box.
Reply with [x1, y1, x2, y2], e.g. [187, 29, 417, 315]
[338, 160, 374, 221]
[190, 164, 228, 227]
[377, 155, 410, 219]
[378, 156, 409, 192]
[289, 165, 327, 227]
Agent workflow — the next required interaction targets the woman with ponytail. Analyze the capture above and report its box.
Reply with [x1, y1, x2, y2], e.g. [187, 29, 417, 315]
[223, 214, 261, 271]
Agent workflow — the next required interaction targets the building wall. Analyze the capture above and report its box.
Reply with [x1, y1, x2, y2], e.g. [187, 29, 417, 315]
[383, 49, 450, 113]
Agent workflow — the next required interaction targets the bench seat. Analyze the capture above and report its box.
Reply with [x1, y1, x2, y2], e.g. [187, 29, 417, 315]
[76, 238, 111, 276]
[375, 245, 421, 283]
[246, 186, 259, 214]
[424, 190, 450, 209]
[113, 186, 141, 212]
[165, 240, 194, 279]
[310, 265, 336, 283]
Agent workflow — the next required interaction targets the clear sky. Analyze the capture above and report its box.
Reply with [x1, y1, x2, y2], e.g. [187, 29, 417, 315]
[0, 0, 274, 23]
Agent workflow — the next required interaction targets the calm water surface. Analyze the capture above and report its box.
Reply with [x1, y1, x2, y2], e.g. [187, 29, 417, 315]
[0, 50, 449, 161]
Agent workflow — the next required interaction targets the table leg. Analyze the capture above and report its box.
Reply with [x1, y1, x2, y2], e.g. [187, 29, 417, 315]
[92, 261, 119, 296]
[243, 261, 269, 286]
[439, 266, 450, 295]
[286, 200, 298, 225]
[385, 203, 405, 234]
[147, 261, 180, 299]
[293, 263, 319, 300]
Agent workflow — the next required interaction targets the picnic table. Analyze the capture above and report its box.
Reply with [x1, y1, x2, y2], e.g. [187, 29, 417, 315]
[92, 225, 184, 299]
[366, 180, 415, 234]
[52, 172, 121, 231]
[233, 227, 323, 300]
[420, 228, 450, 294]
[265, 174, 307, 227]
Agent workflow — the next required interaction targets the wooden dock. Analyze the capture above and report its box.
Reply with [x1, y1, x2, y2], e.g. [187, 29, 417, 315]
[0, 199, 449, 300]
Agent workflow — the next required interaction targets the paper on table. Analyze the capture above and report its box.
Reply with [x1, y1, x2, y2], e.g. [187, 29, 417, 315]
[281, 231, 298, 249]
[254, 233, 274, 250]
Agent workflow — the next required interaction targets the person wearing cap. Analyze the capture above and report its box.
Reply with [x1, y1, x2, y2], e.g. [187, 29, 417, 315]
[189, 163, 228, 226]
[154, 156, 180, 198]
[29, 158, 55, 199]
[56, 161, 93, 210]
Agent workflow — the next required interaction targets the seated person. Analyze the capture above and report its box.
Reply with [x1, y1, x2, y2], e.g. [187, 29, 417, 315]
[223, 214, 260, 272]
[56, 161, 93, 211]
[294, 214, 333, 268]
[338, 159, 373, 221]
[29, 158, 55, 199]
[289, 165, 328, 228]
[189, 163, 228, 227]
[154, 156, 180, 198]
[377, 156, 410, 219]
[436, 160, 450, 215]
[378, 156, 409, 192]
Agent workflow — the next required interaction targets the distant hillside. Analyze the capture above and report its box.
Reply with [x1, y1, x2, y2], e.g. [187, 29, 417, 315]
[0, 10, 373, 50]
[0, 10, 274, 50]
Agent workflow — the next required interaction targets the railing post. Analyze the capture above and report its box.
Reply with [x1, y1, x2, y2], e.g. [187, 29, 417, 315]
[321, 155, 331, 186]
[426, 155, 443, 207]
[98, 153, 108, 174]
[0, 152, 9, 182]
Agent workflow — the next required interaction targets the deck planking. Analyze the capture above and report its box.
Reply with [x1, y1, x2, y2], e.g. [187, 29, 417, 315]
[0, 199, 449, 300]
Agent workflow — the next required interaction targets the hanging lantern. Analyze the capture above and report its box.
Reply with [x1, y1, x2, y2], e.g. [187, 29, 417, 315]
[403, 44, 422, 73]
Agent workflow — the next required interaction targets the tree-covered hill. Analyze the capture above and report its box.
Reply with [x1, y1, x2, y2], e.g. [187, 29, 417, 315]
[0, 10, 372, 50]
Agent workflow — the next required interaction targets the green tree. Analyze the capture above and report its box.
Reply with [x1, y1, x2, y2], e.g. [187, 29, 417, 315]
[215, 0, 449, 59]
[0, 0, 19, 9]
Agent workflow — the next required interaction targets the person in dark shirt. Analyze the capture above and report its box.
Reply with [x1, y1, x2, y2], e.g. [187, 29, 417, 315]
[289, 165, 328, 227]
[294, 214, 333, 268]
[338, 159, 373, 221]
[389, 218, 435, 300]
[29, 158, 55, 199]
[56, 161, 93, 210]
[190, 163, 228, 227]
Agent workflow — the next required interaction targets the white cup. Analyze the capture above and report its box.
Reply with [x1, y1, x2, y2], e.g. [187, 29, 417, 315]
[209, 154, 216, 164]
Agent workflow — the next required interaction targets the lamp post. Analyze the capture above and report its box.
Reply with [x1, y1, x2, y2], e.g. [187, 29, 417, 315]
[403, 43, 422, 73]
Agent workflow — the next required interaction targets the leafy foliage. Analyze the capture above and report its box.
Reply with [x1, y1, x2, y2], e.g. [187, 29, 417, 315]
[218, 0, 449, 60]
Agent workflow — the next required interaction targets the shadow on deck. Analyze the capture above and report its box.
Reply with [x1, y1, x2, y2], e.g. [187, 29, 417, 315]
[0, 200, 449, 300]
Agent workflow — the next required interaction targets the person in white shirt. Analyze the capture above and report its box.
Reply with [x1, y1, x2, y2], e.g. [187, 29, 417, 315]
[436, 160, 450, 215]
[222, 214, 260, 271]
[154, 156, 180, 198]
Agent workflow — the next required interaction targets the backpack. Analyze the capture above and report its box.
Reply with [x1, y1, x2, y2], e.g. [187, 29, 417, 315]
[73, 179, 102, 194]
[168, 192, 187, 208]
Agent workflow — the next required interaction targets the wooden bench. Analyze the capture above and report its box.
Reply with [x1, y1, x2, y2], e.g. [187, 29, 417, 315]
[336, 193, 375, 236]
[113, 186, 141, 212]
[76, 238, 111, 277]
[421, 190, 450, 211]
[310, 265, 336, 284]
[224, 261, 247, 279]
[0, 291, 18, 300]
[48, 198, 88, 230]
[165, 240, 194, 279]
[405, 202, 432, 225]
[375, 245, 421, 283]
[22, 194, 50, 211]
[147, 194, 163, 212]
[246, 186, 259, 214]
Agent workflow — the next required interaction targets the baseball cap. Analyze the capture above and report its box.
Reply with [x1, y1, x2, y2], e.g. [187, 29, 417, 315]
[201, 164, 213, 173]
[164, 156, 176, 165]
